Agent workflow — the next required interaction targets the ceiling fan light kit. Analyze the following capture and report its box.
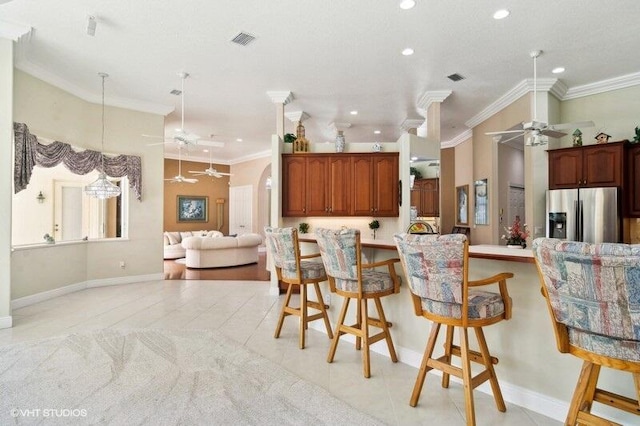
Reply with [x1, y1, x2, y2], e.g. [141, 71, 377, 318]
[486, 50, 594, 147]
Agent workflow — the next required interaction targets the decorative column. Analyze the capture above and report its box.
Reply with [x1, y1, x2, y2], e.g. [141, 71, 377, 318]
[401, 119, 424, 136]
[266, 91, 293, 139]
[417, 90, 452, 142]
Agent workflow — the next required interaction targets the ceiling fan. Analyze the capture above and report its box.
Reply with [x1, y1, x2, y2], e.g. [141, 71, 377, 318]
[486, 50, 594, 146]
[188, 149, 233, 178]
[144, 72, 224, 148]
[165, 147, 198, 184]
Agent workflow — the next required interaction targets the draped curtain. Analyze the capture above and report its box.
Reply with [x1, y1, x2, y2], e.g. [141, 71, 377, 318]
[13, 122, 142, 200]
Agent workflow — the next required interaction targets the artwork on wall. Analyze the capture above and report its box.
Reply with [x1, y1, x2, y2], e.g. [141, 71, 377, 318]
[474, 179, 489, 225]
[455, 185, 469, 226]
[177, 195, 208, 222]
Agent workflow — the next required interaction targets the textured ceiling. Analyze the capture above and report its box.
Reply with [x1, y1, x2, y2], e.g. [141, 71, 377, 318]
[2, 0, 640, 163]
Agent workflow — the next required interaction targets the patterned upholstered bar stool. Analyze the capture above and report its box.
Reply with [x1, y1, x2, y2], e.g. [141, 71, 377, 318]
[533, 238, 640, 425]
[315, 228, 401, 378]
[394, 233, 513, 426]
[264, 227, 333, 349]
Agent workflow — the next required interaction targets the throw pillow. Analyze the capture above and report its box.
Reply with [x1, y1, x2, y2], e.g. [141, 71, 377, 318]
[166, 232, 181, 245]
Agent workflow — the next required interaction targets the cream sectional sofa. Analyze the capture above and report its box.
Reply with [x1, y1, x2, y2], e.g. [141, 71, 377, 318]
[163, 230, 224, 259]
[181, 233, 263, 268]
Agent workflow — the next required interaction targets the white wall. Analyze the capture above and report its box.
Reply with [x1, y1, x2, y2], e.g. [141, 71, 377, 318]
[11, 70, 165, 299]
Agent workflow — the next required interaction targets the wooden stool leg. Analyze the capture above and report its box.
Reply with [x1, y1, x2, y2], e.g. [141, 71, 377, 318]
[313, 282, 333, 339]
[374, 297, 397, 362]
[355, 296, 362, 351]
[361, 298, 371, 378]
[327, 297, 349, 363]
[475, 327, 505, 412]
[410, 322, 440, 407]
[566, 361, 599, 425]
[442, 325, 454, 388]
[299, 284, 307, 349]
[634, 373, 640, 407]
[459, 327, 476, 426]
[275, 282, 293, 339]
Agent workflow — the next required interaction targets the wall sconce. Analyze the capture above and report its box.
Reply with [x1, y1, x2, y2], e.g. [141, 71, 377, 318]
[36, 191, 45, 204]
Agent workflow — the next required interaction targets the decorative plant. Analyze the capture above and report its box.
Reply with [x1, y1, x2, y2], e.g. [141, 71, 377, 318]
[298, 222, 309, 234]
[368, 219, 380, 239]
[284, 133, 296, 144]
[43, 233, 55, 244]
[501, 216, 529, 247]
[409, 167, 422, 180]
[632, 126, 640, 144]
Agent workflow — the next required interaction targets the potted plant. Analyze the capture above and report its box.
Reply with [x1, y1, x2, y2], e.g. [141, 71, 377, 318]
[410, 167, 422, 189]
[368, 219, 380, 239]
[284, 133, 296, 144]
[298, 222, 309, 234]
[501, 216, 529, 248]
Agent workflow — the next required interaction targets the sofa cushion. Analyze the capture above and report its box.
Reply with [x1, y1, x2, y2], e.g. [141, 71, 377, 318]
[237, 233, 263, 247]
[180, 231, 194, 241]
[166, 232, 181, 245]
[206, 230, 224, 238]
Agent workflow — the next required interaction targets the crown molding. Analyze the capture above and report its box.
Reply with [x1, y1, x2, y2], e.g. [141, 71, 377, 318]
[441, 129, 472, 149]
[417, 90, 452, 110]
[329, 122, 352, 133]
[285, 111, 309, 123]
[401, 118, 424, 132]
[229, 149, 272, 164]
[16, 59, 174, 115]
[266, 91, 293, 105]
[563, 71, 640, 100]
[465, 78, 559, 129]
[0, 19, 31, 41]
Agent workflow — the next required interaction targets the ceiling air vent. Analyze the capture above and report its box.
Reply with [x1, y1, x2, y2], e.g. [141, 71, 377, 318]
[169, 89, 182, 96]
[447, 73, 465, 82]
[231, 32, 256, 46]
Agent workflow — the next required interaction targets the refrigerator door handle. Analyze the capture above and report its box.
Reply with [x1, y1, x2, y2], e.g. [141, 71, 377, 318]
[578, 200, 584, 242]
[573, 199, 580, 242]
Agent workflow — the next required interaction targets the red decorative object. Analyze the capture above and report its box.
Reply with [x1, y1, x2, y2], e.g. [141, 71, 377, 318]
[502, 216, 529, 247]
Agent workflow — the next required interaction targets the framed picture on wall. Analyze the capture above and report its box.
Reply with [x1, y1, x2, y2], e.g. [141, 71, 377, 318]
[177, 195, 208, 222]
[455, 185, 469, 226]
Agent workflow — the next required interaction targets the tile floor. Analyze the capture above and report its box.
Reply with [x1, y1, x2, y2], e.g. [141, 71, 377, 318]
[0, 279, 561, 426]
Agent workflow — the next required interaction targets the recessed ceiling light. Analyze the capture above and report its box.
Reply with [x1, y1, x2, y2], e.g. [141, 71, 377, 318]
[374, 130, 381, 134]
[203, 149, 209, 153]
[402, 48, 414, 56]
[350, 110, 358, 115]
[493, 9, 510, 20]
[552, 67, 565, 74]
[411, 156, 418, 161]
[399, 0, 416, 10]
[236, 138, 243, 142]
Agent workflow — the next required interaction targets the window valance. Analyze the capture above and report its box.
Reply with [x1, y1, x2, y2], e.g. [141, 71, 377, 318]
[13, 122, 142, 200]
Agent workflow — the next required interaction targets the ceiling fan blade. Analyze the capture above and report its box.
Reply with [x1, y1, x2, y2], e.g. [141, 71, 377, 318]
[485, 130, 524, 136]
[196, 140, 225, 148]
[498, 133, 524, 144]
[142, 134, 165, 139]
[540, 129, 567, 138]
[547, 121, 595, 131]
[215, 172, 232, 176]
[184, 178, 199, 183]
[187, 171, 206, 174]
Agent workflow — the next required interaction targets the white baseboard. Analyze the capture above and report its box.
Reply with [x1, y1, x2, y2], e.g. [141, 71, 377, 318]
[309, 321, 569, 423]
[0, 316, 13, 329]
[12, 273, 165, 310]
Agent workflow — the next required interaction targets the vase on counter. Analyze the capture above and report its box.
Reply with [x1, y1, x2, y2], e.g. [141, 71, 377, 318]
[335, 130, 345, 153]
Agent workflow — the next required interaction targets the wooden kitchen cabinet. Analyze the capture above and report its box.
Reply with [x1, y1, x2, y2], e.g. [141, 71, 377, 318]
[548, 141, 624, 189]
[626, 144, 640, 217]
[282, 152, 398, 217]
[411, 178, 439, 217]
[351, 153, 399, 217]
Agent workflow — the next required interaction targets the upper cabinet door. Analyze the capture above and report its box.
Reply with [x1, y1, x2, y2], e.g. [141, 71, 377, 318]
[327, 156, 351, 215]
[582, 144, 623, 187]
[548, 149, 583, 189]
[351, 155, 375, 216]
[282, 156, 307, 216]
[372, 155, 399, 216]
[305, 156, 329, 216]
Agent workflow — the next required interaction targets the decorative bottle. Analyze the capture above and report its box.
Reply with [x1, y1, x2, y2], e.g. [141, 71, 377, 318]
[335, 130, 345, 153]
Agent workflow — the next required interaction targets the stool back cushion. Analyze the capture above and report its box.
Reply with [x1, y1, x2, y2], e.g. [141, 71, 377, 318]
[315, 228, 359, 281]
[394, 233, 465, 303]
[533, 238, 640, 341]
[264, 227, 297, 272]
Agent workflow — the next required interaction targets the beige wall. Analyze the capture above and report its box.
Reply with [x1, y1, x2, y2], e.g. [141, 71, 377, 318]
[0, 39, 13, 324]
[471, 95, 530, 244]
[11, 70, 165, 298]
[453, 137, 473, 237]
[163, 159, 230, 234]
[497, 144, 524, 243]
[439, 147, 455, 236]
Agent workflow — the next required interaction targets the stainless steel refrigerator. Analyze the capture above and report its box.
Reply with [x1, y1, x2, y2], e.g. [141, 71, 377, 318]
[546, 187, 620, 243]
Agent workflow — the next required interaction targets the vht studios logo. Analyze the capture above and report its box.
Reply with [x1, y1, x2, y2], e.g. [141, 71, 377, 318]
[10, 408, 88, 418]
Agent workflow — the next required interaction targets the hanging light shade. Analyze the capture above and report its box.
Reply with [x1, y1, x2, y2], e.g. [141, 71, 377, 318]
[85, 72, 121, 199]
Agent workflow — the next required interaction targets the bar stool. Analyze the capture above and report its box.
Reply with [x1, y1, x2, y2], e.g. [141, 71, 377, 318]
[264, 226, 333, 349]
[315, 227, 401, 378]
[394, 233, 513, 426]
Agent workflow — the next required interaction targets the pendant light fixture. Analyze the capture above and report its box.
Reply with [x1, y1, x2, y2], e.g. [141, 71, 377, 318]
[84, 72, 122, 199]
